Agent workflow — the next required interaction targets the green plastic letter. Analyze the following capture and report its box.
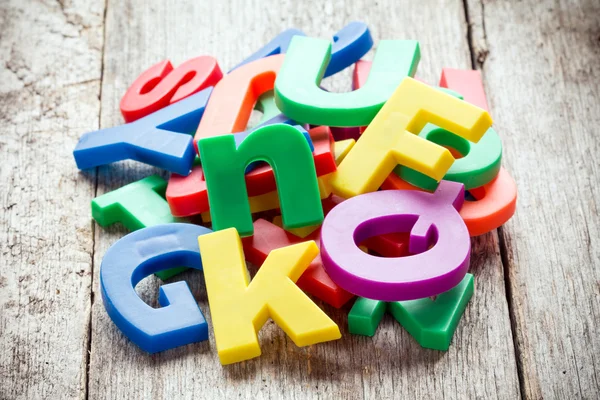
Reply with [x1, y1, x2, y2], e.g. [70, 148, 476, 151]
[274, 37, 420, 127]
[198, 124, 324, 236]
[348, 274, 474, 351]
[395, 89, 502, 191]
[348, 297, 386, 337]
[91, 175, 187, 280]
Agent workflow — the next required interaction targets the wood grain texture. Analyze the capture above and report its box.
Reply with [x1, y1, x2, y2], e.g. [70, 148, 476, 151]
[86, 1, 520, 399]
[0, 0, 105, 398]
[469, 0, 600, 398]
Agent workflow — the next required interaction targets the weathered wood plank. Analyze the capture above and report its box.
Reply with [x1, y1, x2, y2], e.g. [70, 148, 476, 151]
[0, 0, 105, 398]
[87, 0, 520, 399]
[469, 0, 600, 398]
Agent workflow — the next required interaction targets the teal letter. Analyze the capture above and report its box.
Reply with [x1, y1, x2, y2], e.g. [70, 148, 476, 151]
[198, 124, 323, 236]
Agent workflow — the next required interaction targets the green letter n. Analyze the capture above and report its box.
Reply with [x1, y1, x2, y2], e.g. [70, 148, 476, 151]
[197, 124, 324, 236]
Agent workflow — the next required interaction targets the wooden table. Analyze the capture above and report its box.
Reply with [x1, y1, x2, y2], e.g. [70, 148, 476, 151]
[1, 0, 598, 398]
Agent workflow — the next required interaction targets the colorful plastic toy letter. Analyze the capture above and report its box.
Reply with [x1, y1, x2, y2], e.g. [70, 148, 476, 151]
[321, 21, 373, 77]
[229, 28, 305, 71]
[195, 55, 285, 141]
[348, 274, 474, 351]
[100, 223, 212, 353]
[460, 167, 517, 236]
[231, 21, 372, 77]
[330, 78, 492, 198]
[92, 175, 187, 280]
[197, 228, 341, 365]
[275, 38, 420, 127]
[242, 219, 354, 308]
[347, 297, 386, 336]
[92, 175, 180, 231]
[166, 125, 334, 217]
[320, 180, 471, 301]
[120, 56, 222, 122]
[394, 69, 502, 190]
[389, 273, 474, 350]
[198, 124, 323, 236]
[73, 88, 212, 175]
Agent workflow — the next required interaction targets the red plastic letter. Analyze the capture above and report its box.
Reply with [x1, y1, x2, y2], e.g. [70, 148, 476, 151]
[242, 219, 355, 308]
[120, 56, 222, 123]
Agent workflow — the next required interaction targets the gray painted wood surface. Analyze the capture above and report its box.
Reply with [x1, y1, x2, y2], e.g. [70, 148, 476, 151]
[469, 0, 600, 398]
[0, 0, 598, 399]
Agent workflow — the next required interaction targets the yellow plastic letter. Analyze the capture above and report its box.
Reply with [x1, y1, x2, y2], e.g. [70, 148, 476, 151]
[331, 77, 493, 198]
[197, 228, 341, 365]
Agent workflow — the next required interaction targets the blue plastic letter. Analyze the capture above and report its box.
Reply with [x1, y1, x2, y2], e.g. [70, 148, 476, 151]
[100, 223, 213, 353]
[73, 88, 212, 175]
[230, 29, 306, 71]
[324, 21, 373, 77]
[230, 22, 372, 78]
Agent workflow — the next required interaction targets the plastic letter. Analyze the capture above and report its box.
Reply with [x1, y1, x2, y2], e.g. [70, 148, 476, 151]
[92, 175, 188, 280]
[275, 38, 419, 127]
[230, 22, 372, 78]
[388, 273, 474, 350]
[198, 124, 323, 236]
[229, 29, 305, 71]
[395, 69, 502, 190]
[348, 297, 386, 336]
[120, 56, 222, 122]
[320, 180, 471, 301]
[166, 126, 334, 217]
[361, 232, 410, 258]
[92, 175, 180, 231]
[348, 274, 474, 351]
[195, 56, 285, 141]
[197, 228, 341, 365]
[331, 78, 492, 198]
[272, 215, 319, 239]
[460, 167, 517, 236]
[322, 21, 373, 77]
[100, 223, 213, 353]
[73, 88, 212, 175]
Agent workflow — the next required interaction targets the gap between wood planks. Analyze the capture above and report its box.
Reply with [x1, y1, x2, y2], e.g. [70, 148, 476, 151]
[462, 0, 525, 398]
[80, 2, 522, 398]
[84, 1, 109, 399]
